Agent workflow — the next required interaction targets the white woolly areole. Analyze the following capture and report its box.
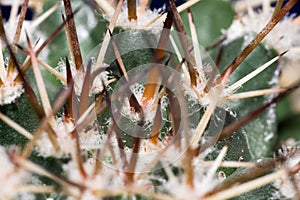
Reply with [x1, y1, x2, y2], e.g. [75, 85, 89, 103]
[95, 131, 189, 175]
[0, 147, 31, 199]
[36, 118, 75, 158]
[0, 72, 24, 105]
[274, 144, 300, 199]
[184, 80, 226, 108]
[202, 85, 226, 107]
[63, 159, 124, 200]
[105, 5, 165, 35]
[224, 6, 300, 61]
[56, 58, 109, 95]
[119, 83, 168, 123]
[162, 152, 220, 199]
[36, 117, 102, 158]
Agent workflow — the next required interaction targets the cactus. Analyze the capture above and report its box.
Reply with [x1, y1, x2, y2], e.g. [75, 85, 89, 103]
[0, 0, 300, 199]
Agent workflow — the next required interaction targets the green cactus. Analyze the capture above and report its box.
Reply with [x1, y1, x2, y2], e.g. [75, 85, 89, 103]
[0, 0, 300, 199]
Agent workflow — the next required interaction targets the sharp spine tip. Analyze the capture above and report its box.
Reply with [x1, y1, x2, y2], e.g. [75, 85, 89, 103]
[280, 50, 289, 57]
